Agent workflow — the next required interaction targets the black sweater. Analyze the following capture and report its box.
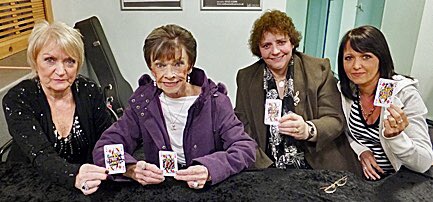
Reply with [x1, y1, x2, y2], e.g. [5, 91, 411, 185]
[2, 75, 113, 188]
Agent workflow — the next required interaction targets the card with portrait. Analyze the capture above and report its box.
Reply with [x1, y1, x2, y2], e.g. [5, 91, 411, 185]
[104, 144, 126, 174]
[373, 78, 398, 107]
[264, 99, 282, 125]
[159, 151, 178, 176]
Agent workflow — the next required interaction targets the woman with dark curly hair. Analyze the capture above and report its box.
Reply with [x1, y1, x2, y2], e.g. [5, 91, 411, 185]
[235, 10, 359, 173]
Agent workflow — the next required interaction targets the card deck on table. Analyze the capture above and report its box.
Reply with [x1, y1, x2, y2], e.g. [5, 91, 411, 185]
[264, 99, 282, 125]
[159, 151, 178, 176]
[374, 78, 398, 107]
[104, 144, 126, 174]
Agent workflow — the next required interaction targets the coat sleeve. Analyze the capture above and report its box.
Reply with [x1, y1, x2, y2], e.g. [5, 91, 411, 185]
[92, 104, 142, 169]
[308, 59, 346, 152]
[382, 86, 433, 173]
[234, 70, 253, 137]
[192, 94, 257, 185]
[2, 85, 79, 189]
[346, 131, 370, 160]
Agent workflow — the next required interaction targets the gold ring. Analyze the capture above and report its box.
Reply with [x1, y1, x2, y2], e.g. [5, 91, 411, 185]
[392, 124, 398, 128]
[294, 128, 299, 133]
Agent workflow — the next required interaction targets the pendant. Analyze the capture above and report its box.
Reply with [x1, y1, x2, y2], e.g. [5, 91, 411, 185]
[171, 124, 176, 131]
[278, 80, 285, 88]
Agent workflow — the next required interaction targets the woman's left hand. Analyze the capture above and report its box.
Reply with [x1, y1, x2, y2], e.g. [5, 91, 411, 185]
[383, 104, 409, 138]
[278, 113, 309, 140]
[174, 165, 210, 189]
[74, 164, 108, 195]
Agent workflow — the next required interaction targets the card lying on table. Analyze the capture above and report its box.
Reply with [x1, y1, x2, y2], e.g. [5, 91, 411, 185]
[159, 151, 178, 176]
[104, 144, 126, 174]
[374, 78, 398, 108]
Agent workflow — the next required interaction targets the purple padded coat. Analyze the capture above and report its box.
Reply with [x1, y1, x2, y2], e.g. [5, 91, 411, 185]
[93, 67, 256, 185]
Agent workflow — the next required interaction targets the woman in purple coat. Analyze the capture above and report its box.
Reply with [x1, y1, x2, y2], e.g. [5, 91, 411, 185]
[93, 24, 256, 189]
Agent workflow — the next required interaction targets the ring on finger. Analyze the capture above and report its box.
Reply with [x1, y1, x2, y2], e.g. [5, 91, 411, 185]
[192, 181, 199, 188]
[81, 181, 89, 191]
[363, 167, 367, 171]
[294, 128, 299, 133]
[397, 119, 403, 124]
[392, 124, 398, 128]
[142, 162, 147, 170]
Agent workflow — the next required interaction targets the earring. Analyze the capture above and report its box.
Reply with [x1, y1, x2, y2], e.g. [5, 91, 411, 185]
[153, 80, 156, 86]
[187, 75, 190, 83]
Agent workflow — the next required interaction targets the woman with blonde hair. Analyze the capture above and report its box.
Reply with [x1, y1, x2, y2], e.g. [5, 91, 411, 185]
[3, 20, 113, 194]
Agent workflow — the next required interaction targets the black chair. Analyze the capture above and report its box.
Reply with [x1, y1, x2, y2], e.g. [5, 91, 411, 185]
[0, 138, 12, 161]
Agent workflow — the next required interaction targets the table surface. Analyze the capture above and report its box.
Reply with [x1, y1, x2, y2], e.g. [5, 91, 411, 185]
[1, 163, 432, 201]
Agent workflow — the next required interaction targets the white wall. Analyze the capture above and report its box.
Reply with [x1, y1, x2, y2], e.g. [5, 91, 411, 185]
[381, 0, 425, 76]
[51, 1, 286, 102]
[411, 0, 433, 120]
[286, 0, 308, 51]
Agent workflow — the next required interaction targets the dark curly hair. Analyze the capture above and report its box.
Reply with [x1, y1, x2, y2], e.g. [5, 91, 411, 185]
[249, 10, 301, 58]
[143, 24, 197, 69]
[338, 25, 397, 100]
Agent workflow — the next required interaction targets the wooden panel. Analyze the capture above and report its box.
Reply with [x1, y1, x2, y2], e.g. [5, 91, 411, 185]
[0, 0, 52, 59]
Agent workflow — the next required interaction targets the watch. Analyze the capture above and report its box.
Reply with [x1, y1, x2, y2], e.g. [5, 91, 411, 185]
[305, 122, 315, 140]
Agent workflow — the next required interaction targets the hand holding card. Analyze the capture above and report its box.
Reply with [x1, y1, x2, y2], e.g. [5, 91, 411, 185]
[104, 144, 126, 174]
[159, 151, 178, 176]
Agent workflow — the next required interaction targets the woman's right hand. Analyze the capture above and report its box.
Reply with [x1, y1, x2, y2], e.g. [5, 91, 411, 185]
[124, 161, 165, 185]
[360, 150, 384, 180]
[75, 164, 108, 195]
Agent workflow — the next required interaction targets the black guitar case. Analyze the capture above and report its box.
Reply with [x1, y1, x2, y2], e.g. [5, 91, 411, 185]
[74, 16, 133, 118]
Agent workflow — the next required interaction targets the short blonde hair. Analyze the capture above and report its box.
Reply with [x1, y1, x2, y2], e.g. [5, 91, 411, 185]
[27, 20, 84, 75]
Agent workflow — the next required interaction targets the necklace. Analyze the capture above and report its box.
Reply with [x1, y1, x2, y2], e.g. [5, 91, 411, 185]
[359, 95, 376, 121]
[277, 79, 286, 88]
[163, 94, 186, 131]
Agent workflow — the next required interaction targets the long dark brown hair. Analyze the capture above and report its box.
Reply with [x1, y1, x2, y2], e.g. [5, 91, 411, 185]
[338, 25, 396, 100]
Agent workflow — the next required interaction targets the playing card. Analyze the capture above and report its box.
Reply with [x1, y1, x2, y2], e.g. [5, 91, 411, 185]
[264, 99, 282, 125]
[104, 144, 126, 174]
[159, 151, 178, 176]
[373, 78, 398, 107]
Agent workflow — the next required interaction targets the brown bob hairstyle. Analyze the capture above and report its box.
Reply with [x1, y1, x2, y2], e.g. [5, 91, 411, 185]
[143, 24, 197, 70]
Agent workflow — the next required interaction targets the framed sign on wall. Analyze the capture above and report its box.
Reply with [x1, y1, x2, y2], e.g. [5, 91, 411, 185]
[121, 0, 182, 10]
[201, 0, 261, 10]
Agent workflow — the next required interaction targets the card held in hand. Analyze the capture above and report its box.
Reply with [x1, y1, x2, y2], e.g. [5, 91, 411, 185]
[264, 99, 282, 125]
[104, 144, 126, 174]
[374, 78, 398, 107]
[159, 151, 178, 176]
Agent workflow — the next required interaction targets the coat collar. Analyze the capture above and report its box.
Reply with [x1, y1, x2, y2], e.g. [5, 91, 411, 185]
[127, 67, 222, 150]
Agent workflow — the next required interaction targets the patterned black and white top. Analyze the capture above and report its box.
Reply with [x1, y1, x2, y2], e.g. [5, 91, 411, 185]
[348, 100, 395, 174]
[263, 58, 311, 170]
[53, 115, 89, 164]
